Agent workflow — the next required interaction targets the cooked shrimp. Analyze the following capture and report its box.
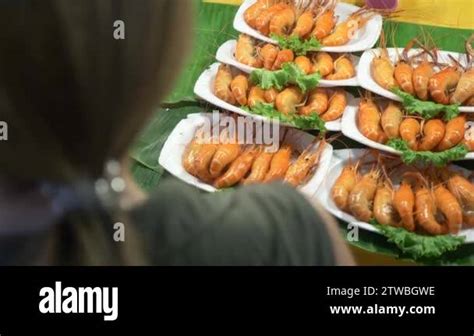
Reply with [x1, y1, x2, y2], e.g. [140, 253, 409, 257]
[235, 34, 264, 68]
[209, 135, 242, 178]
[248, 86, 266, 107]
[272, 49, 294, 70]
[230, 74, 249, 106]
[194, 142, 220, 183]
[418, 119, 445, 151]
[312, 8, 336, 40]
[394, 61, 415, 95]
[292, 11, 315, 38]
[244, 0, 271, 28]
[451, 33, 474, 104]
[264, 145, 292, 182]
[443, 169, 474, 227]
[182, 129, 205, 177]
[214, 146, 260, 189]
[294, 55, 312, 74]
[244, 148, 274, 185]
[332, 162, 360, 211]
[311, 52, 334, 76]
[451, 68, 474, 104]
[410, 174, 448, 235]
[255, 2, 288, 36]
[214, 64, 236, 105]
[434, 184, 463, 234]
[260, 43, 279, 70]
[399, 118, 421, 151]
[284, 139, 326, 187]
[269, 6, 296, 36]
[429, 67, 461, 105]
[275, 87, 304, 115]
[371, 49, 396, 90]
[393, 178, 416, 232]
[413, 61, 434, 101]
[322, 8, 377, 46]
[325, 55, 355, 80]
[381, 101, 403, 139]
[374, 182, 400, 227]
[321, 89, 346, 121]
[436, 115, 466, 151]
[348, 169, 380, 222]
[264, 88, 280, 103]
[298, 88, 328, 116]
[357, 97, 386, 143]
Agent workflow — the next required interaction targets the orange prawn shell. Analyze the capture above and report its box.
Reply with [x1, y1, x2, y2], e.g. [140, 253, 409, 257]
[348, 170, 379, 222]
[381, 102, 403, 140]
[264, 145, 292, 182]
[436, 115, 466, 151]
[393, 181, 416, 232]
[399, 118, 421, 151]
[332, 164, 359, 211]
[260, 43, 279, 70]
[418, 119, 445, 151]
[214, 64, 236, 105]
[275, 87, 303, 115]
[394, 61, 415, 95]
[412, 61, 434, 101]
[429, 67, 461, 105]
[235, 34, 263, 68]
[298, 88, 328, 116]
[312, 10, 336, 40]
[321, 89, 347, 122]
[230, 74, 249, 106]
[357, 98, 385, 143]
[325, 56, 355, 80]
[434, 185, 463, 234]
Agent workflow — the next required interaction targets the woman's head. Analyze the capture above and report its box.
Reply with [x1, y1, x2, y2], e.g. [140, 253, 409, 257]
[0, 0, 191, 182]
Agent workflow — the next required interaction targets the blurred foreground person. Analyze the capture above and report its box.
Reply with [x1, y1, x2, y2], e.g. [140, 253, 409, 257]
[0, 0, 353, 266]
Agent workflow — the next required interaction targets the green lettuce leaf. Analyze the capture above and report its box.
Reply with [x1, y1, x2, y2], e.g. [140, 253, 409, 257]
[387, 138, 468, 166]
[242, 102, 326, 132]
[370, 220, 465, 260]
[249, 62, 321, 92]
[271, 34, 322, 56]
[392, 88, 460, 121]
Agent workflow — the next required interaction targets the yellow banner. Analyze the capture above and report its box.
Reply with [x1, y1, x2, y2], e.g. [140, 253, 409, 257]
[204, 0, 474, 30]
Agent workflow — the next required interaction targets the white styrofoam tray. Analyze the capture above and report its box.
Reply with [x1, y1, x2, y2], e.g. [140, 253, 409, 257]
[315, 149, 474, 242]
[340, 105, 474, 160]
[216, 39, 360, 87]
[233, 0, 383, 53]
[159, 112, 334, 197]
[358, 48, 474, 113]
[194, 62, 360, 132]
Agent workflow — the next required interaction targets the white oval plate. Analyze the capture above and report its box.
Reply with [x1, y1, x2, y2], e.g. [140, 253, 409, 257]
[159, 112, 333, 198]
[216, 39, 361, 87]
[194, 62, 359, 132]
[315, 149, 474, 242]
[341, 105, 474, 160]
[358, 48, 474, 113]
[233, 0, 383, 53]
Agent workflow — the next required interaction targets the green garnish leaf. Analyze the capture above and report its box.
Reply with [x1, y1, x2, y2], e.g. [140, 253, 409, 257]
[242, 102, 326, 132]
[249, 62, 321, 93]
[370, 220, 465, 260]
[271, 34, 322, 56]
[392, 88, 460, 121]
[387, 138, 468, 167]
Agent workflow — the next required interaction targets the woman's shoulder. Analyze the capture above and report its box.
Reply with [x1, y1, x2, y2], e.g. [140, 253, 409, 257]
[131, 179, 336, 266]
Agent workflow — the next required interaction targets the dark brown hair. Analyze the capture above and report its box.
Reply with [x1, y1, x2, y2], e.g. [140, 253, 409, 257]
[0, 0, 192, 265]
